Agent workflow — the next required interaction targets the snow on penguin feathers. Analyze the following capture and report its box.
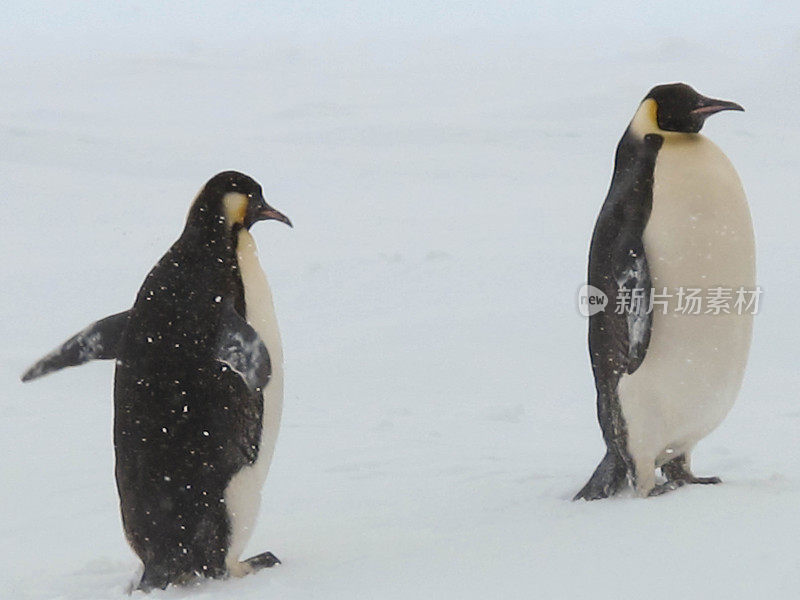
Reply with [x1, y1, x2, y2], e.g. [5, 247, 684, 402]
[19, 83, 755, 590]
[21, 171, 292, 590]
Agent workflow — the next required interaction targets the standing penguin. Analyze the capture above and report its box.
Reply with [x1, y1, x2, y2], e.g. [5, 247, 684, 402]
[22, 171, 292, 589]
[575, 84, 755, 500]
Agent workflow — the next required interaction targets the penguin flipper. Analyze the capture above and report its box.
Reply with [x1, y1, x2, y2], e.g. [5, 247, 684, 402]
[215, 301, 271, 393]
[582, 229, 653, 499]
[611, 237, 652, 374]
[21, 311, 131, 382]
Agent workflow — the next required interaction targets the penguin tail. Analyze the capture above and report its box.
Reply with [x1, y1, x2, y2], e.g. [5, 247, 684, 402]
[137, 554, 229, 591]
[136, 564, 202, 592]
[573, 450, 629, 501]
[137, 564, 172, 592]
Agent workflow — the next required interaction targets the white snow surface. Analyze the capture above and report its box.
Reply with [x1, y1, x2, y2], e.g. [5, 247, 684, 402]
[2, 2, 800, 599]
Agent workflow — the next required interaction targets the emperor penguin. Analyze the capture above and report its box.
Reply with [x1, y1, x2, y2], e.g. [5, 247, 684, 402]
[21, 171, 292, 589]
[574, 83, 755, 500]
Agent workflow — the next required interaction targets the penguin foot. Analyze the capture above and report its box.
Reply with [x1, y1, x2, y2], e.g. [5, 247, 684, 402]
[687, 476, 722, 485]
[661, 474, 722, 486]
[243, 551, 281, 572]
[648, 480, 684, 496]
[648, 476, 722, 497]
[648, 455, 722, 496]
[661, 454, 721, 487]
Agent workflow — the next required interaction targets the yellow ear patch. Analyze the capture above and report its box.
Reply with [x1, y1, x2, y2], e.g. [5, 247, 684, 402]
[222, 192, 248, 226]
[629, 98, 660, 137]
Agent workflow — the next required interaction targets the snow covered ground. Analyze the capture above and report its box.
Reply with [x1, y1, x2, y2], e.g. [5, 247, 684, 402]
[2, 2, 800, 598]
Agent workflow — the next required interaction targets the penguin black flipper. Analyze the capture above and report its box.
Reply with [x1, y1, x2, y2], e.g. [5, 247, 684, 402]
[215, 299, 271, 393]
[21, 311, 131, 382]
[610, 233, 653, 374]
[574, 240, 652, 501]
[574, 131, 661, 501]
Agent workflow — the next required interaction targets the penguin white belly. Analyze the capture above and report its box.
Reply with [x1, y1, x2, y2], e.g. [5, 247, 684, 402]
[618, 135, 755, 490]
[224, 229, 284, 573]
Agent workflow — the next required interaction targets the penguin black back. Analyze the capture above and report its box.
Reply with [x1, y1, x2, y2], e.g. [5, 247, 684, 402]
[115, 194, 252, 587]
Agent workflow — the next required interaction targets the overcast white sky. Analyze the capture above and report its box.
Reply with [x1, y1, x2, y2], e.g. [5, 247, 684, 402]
[2, 1, 798, 59]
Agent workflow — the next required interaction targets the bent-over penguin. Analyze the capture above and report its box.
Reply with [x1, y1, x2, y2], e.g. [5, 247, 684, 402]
[22, 171, 292, 589]
[574, 83, 755, 500]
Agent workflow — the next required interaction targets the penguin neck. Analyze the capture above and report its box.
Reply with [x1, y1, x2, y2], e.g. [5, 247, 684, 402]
[176, 210, 246, 300]
[180, 205, 240, 257]
[628, 98, 700, 144]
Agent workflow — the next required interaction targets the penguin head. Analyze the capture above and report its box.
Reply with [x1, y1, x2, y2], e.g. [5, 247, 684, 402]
[643, 83, 744, 134]
[191, 171, 292, 231]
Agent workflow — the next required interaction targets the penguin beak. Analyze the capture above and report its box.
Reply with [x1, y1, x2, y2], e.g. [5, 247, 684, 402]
[691, 96, 745, 117]
[256, 204, 293, 228]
